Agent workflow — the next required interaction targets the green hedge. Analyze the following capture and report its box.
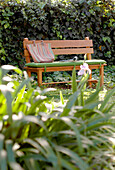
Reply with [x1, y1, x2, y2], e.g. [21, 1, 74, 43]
[0, 0, 115, 68]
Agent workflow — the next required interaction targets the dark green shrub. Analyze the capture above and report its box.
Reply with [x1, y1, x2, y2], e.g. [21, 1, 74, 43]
[0, 0, 114, 68]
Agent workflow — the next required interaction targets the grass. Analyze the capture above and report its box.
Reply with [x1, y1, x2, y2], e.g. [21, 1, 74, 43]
[44, 86, 115, 114]
[108, 95, 115, 113]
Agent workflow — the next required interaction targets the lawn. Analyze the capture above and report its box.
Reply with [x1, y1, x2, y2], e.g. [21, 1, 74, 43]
[45, 87, 115, 113]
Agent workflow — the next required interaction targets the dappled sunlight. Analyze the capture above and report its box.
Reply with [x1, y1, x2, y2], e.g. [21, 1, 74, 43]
[1, 65, 17, 70]
[0, 84, 14, 92]
[99, 88, 107, 101]
[1, 65, 22, 75]
[108, 137, 115, 145]
[2, 76, 13, 82]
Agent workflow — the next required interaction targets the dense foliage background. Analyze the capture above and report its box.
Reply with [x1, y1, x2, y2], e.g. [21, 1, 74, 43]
[0, 0, 115, 68]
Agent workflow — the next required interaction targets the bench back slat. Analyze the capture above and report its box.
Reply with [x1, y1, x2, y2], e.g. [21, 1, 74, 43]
[52, 48, 94, 55]
[24, 40, 93, 48]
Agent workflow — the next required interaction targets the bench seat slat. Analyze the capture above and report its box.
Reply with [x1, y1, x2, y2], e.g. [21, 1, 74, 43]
[25, 60, 106, 68]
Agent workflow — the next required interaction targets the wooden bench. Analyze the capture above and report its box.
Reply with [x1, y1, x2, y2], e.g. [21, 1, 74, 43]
[23, 37, 106, 87]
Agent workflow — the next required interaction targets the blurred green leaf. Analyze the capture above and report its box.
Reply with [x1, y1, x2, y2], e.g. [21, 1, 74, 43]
[72, 67, 77, 93]
[55, 145, 89, 170]
[5, 140, 15, 162]
[60, 91, 64, 105]
[0, 85, 13, 123]
[60, 117, 83, 154]
[13, 79, 31, 99]
[0, 134, 4, 150]
[61, 90, 80, 116]
[99, 88, 115, 112]
[85, 87, 102, 105]
[0, 150, 7, 170]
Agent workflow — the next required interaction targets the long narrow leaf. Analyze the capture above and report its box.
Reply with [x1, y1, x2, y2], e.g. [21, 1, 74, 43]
[19, 88, 34, 114]
[85, 87, 102, 105]
[84, 101, 101, 110]
[72, 67, 77, 93]
[23, 159, 40, 170]
[96, 76, 101, 90]
[22, 116, 47, 132]
[60, 157, 77, 170]
[80, 90, 84, 106]
[23, 138, 46, 156]
[0, 68, 2, 84]
[79, 113, 114, 132]
[60, 117, 83, 154]
[5, 140, 15, 162]
[27, 98, 47, 115]
[0, 150, 7, 170]
[60, 91, 64, 105]
[103, 102, 115, 113]
[27, 159, 41, 170]
[13, 86, 26, 112]
[23, 71, 32, 89]
[85, 122, 112, 132]
[13, 78, 31, 99]
[0, 134, 4, 150]
[36, 138, 57, 166]
[20, 154, 48, 162]
[55, 145, 89, 170]
[5, 91, 12, 123]
[0, 85, 13, 123]
[61, 90, 80, 116]
[9, 162, 23, 170]
[78, 73, 89, 89]
[99, 88, 115, 112]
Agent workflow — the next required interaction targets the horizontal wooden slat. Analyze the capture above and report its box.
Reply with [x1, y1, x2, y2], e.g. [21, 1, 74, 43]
[24, 40, 93, 48]
[42, 79, 98, 85]
[52, 48, 94, 55]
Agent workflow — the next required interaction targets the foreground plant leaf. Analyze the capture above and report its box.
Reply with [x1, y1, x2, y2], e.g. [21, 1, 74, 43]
[99, 88, 115, 112]
[72, 67, 77, 93]
[55, 145, 89, 170]
[61, 90, 80, 116]
[0, 150, 7, 170]
[60, 117, 83, 154]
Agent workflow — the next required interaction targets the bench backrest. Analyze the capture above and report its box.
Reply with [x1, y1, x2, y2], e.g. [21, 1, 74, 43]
[23, 37, 94, 63]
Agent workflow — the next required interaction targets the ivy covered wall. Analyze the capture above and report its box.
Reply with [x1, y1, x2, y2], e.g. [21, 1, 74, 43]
[0, 0, 114, 68]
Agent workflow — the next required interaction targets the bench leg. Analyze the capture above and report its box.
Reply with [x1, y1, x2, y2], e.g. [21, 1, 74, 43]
[88, 71, 92, 88]
[100, 65, 104, 87]
[27, 70, 31, 77]
[37, 70, 42, 86]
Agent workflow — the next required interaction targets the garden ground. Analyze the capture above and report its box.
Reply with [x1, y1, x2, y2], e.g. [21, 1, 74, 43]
[41, 65, 115, 106]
